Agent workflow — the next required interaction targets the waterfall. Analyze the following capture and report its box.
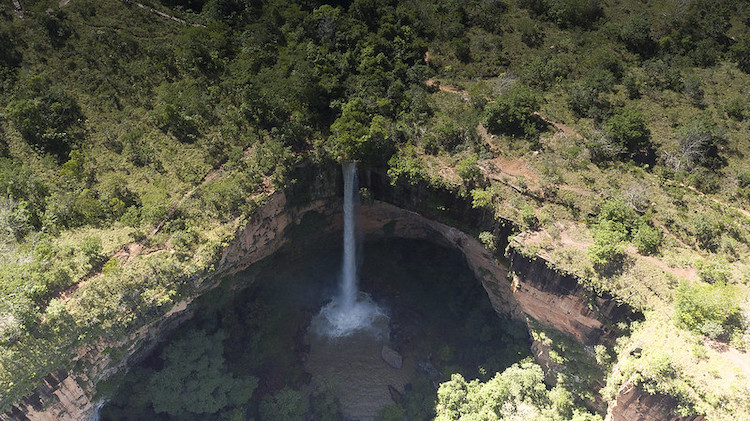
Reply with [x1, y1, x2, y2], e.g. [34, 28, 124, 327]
[340, 161, 358, 312]
[311, 161, 385, 338]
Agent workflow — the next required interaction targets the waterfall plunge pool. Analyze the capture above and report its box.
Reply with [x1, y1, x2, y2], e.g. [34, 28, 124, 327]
[98, 235, 531, 421]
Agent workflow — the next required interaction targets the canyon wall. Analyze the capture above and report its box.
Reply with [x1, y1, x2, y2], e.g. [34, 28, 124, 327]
[507, 249, 640, 346]
[607, 381, 706, 421]
[2, 174, 671, 421]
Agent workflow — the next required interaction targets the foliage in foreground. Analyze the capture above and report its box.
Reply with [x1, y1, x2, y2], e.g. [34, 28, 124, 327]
[674, 281, 744, 341]
[435, 360, 601, 421]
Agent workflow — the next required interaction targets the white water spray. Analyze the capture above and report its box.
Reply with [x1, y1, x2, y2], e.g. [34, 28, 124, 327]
[312, 162, 385, 337]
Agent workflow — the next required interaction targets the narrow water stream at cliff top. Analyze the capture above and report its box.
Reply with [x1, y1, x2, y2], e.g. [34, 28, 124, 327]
[100, 236, 531, 421]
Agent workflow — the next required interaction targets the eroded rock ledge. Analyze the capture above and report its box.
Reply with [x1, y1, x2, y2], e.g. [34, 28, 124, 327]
[2, 182, 673, 421]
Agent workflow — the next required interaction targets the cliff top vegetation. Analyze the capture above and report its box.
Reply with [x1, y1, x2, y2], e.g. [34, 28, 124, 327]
[0, 0, 749, 419]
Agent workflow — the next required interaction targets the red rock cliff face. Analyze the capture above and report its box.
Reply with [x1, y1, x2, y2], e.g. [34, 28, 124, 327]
[507, 249, 639, 346]
[2, 190, 658, 421]
[606, 381, 705, 421]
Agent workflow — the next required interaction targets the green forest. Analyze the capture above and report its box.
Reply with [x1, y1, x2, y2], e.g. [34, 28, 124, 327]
[1, 0, 750, 419]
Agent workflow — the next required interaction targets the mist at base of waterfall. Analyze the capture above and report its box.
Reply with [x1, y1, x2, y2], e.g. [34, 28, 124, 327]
[311, 292, 388, 338]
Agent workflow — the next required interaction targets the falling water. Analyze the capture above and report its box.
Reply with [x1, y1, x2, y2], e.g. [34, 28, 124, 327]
[340, 160, 358, 311]
[312, 161, 385, 337]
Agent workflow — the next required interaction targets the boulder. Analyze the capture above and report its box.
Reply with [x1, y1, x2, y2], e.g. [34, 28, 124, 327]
[381, 345, 403, 369]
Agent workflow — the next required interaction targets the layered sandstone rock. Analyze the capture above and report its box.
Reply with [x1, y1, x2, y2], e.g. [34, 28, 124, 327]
[606, 381, 705, 421]
[2, 186, 659, 420]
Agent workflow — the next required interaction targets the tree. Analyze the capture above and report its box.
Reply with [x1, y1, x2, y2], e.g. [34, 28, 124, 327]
[675, 281, 743, 340]
[619, 13, 656, 56]
[323, 98, 392, 164]
[730, 32, 750, 74]
[435, 360, 601, 420]
[483, 85, 542, 139]
[673, 118, 724, 170]
[5, 76, 84, 159]
[633, 224, 663, 255]
[603, 108, 651, 159]
[456, 154, 483, 186]
[147, 329, 258, 417]
[566, 69, 614, 120]
[588, 227, 627, 273]
[259, 387, 307, 421]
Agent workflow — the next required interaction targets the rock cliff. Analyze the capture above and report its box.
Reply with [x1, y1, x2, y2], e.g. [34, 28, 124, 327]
[1, 172, 674, 421]
[606, 381, 706, 421]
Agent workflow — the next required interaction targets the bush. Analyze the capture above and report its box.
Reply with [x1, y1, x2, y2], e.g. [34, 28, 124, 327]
[697, 259, 730, 284]
[456, 154, 483, 185]
[483, 85, 542, 139]
[4, 76, 84, 159]
[674, 281, 743, 340]
[633, 224, 663, 255]
[692, 214, 721, 250]
[566, 69, 613, 120]
[603, 108, 651, 159]
[478, 231, 497, 252]
[726, 97, 747, 121]
[588, 228, 627, 273]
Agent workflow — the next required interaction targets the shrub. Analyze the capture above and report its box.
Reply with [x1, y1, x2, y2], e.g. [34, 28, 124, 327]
[482, 85, 542, 139]
[692, 214, 721, 250]
[674, 281, 743, 340]
[4, 76, 84, 159]
[603, 108, 651, 158]
[478, 231, 497, 252]
[456, 154, 483, 185]
[633, 224, 663, 255]
[696, 259, 730, 284]
[726, 97, 747, 121]
[588, 227, 627, 273]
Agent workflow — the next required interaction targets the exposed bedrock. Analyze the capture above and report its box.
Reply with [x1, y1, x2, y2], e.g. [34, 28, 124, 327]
[3, 166, 674, 421]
